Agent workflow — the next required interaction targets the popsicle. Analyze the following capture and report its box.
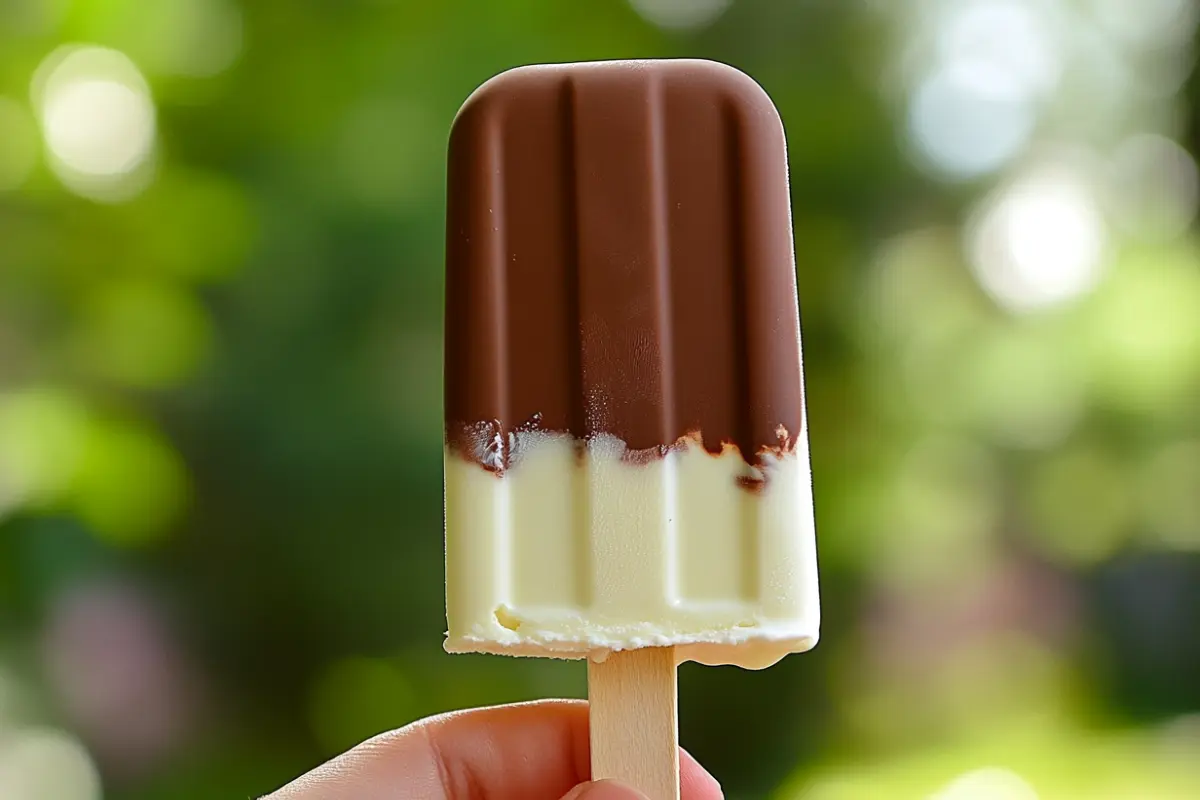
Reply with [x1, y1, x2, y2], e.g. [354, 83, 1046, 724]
[443, 59, 818, 798]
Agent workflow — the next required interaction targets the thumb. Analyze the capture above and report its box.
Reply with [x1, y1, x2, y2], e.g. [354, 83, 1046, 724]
[561, 779, 650, 800]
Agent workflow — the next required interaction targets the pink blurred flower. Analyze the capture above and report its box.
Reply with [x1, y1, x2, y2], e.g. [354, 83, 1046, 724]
[40, 579, 200, 779]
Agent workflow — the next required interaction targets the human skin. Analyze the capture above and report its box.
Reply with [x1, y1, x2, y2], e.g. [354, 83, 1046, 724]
[264, 699, 724, 800]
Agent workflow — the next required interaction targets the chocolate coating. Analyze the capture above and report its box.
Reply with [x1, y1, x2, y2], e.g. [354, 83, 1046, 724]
[444, 59, 804, 466]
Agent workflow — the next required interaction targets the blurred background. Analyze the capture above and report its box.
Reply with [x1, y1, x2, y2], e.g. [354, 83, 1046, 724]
[1, 0, 1199, 798]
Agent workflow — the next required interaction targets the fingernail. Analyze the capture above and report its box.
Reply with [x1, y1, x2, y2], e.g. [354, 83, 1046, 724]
[560, 779, 650, 800]
[681, 747, 725, 799]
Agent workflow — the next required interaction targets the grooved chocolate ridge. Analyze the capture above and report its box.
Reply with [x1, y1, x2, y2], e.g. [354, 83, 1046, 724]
[444, 59, 804, 468]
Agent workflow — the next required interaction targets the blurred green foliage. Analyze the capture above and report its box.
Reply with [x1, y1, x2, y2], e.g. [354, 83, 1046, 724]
[1, 0, 1199, 798]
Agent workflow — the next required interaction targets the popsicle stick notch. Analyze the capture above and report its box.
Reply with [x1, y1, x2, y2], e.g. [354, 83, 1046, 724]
[588, 646, 680, 800]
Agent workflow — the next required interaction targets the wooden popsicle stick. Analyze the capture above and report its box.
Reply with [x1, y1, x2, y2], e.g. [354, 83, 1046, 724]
[587, 646, 680, 800]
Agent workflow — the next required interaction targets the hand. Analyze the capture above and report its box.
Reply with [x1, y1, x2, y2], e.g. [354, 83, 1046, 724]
[264, 699, 723, 800]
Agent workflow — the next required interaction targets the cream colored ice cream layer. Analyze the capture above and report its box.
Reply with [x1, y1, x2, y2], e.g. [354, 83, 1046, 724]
[444, 431, 819, 669]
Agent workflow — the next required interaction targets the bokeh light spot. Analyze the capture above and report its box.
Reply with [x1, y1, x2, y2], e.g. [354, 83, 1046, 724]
[71, 418, 189, 546]
[1083, 244, 1200, 412]
[0, 389, 87, 517]
[0, 728, 101, 800]
[32, 45, 156, 201]
[1106, 134, 1199, 242]
[74, 280, 212, 389]
[43, 80, 151, 175]
[933, 767, 1040, 800]
[907, 61, 1035, 180]
[628, 0, 732, 31]
[936, 0, 1061, 99]
[968, 168, 1106, 313]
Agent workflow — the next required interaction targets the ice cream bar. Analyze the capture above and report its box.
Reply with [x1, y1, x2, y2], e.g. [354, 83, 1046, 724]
[443, 59, 818, 671]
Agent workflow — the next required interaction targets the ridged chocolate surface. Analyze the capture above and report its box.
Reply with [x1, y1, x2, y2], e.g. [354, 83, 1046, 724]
[444, 59, 803, 466]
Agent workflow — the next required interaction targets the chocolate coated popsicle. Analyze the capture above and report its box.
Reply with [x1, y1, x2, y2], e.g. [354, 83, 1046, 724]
[443, 59, 818, 669]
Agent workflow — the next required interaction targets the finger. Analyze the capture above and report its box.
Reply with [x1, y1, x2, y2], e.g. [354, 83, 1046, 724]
[561, 779, 649, 799]
[267, 700, 587, 800]
[680, 749, 724, 800]
[265, 699, 723, 800]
